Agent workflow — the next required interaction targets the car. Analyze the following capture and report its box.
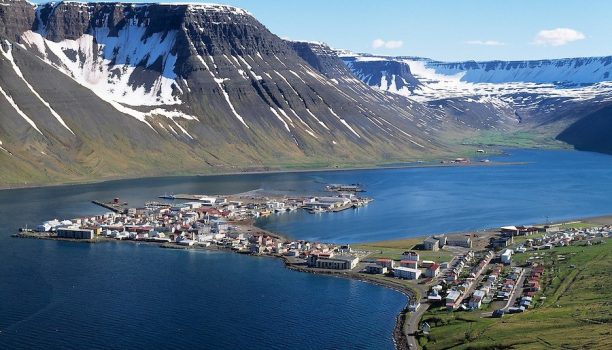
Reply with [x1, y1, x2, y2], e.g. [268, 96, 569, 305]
[492, 309, 505, 318]
[508, 307, 525, 314]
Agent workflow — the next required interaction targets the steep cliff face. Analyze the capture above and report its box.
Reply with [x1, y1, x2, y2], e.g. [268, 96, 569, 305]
[427, 57, 612, 86]
[0, 0, 35, 41]
[0, 1, 456, 187]
[342, 55, 421, 96]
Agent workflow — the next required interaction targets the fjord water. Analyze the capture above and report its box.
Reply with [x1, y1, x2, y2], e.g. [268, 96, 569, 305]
[2, 149, 612, 349]
[258, 149, 612, 242]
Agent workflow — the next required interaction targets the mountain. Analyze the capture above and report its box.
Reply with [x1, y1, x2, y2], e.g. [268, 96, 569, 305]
[556, 104, 612, 154]
[0, 0, 458, 187]
[341, 52, 612, 140]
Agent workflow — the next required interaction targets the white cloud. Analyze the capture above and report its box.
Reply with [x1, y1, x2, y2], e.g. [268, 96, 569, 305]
[372, 38, 403, 49]
[533, 28, 585, 46]
[465, 40, 506, 46]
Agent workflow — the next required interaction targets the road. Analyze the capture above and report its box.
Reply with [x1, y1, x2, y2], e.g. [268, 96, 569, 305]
[481, 266, 528, 317]
[406, 301, 429, 349]
[502, 267, 528, 311]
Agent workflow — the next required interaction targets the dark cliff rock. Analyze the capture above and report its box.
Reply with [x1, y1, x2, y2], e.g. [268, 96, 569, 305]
[0, 0, 35, 42]
[557, 104, 612, 154]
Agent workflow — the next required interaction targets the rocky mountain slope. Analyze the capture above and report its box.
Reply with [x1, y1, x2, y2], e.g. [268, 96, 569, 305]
[0, 0, 461, 187]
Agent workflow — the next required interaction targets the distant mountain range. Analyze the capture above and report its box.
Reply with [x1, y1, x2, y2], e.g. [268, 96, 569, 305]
[340, 52, 612, 138]
[0, 0, 611, 187]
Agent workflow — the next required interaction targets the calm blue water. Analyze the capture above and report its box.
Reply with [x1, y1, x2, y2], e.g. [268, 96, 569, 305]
[258, 149, 612, 242]
[1, 149, 612, 349]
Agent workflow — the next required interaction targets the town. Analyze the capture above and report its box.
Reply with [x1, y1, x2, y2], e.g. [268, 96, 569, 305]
[17, 186, 374, 258]
[14, 190, 610, 350]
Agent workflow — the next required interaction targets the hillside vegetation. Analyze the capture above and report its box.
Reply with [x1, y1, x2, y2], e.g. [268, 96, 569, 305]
[419, 239, 611, 349]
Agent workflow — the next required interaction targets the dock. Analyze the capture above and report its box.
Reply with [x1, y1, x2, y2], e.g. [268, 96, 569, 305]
[92, 200, 127, 214]
[158, 194, 205, 200]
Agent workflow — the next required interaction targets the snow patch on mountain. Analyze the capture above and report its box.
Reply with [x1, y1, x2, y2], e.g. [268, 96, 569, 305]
[0, 138, 9, 154]
[0, 84, 43, 135]
[21, 25, 180, 107]
[343, 54, 612, 108]
[1, 40, 75, 134]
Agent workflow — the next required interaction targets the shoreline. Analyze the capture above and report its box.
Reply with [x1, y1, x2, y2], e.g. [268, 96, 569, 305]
[0, 160, 528, 191]
[13, 229, 416, 350]
[13, 212, 612, 350]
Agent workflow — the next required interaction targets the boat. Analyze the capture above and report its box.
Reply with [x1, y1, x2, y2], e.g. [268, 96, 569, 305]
[325, 183, 365, 192]
[308, 207, 326, 214]
[158, 193, 176, 200]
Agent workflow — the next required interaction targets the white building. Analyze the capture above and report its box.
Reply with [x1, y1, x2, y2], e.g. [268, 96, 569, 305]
[401, 251, 420, 261]
[315, 255, 359, 270]
[469, 290, 486, 309]
[501, 249, 513, 264]
[198, 196, 217, 206]
[56, 227, 94, 239]
[393, 267, 421, 280]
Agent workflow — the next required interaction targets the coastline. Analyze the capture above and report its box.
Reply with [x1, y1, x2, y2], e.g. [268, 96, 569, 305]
[0, 159, 528, 191]
[13, 228, 416, 350]
[13, 212, 612, 350]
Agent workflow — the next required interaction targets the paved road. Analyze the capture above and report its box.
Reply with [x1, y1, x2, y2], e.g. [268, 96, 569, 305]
[502, 267, 528, 311]
[481, 267, 528, 317]
[406, 301, 429, 349]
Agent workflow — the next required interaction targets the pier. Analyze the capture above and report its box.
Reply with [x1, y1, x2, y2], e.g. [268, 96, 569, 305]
[92, 199, 128, 214]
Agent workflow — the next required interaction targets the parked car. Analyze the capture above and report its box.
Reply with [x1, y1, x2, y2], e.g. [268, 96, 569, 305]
[492, 309, 505, 318]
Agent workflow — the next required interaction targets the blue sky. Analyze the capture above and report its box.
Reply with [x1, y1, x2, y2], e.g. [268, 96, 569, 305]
[38, 0, 612, 61]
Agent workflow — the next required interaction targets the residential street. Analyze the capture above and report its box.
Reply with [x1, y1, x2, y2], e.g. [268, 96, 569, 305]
[406, 301, 429, 349]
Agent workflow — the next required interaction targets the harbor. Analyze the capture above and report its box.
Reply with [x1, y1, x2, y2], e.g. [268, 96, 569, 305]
[18, 184, 373, 255]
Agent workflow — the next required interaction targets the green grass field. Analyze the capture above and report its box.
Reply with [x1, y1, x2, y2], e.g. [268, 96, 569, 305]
[418, 238, 611, 349]
[353, 238, 455, 263]
[459, 130, 568, 150]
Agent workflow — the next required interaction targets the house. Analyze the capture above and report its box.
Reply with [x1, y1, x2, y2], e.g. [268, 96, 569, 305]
[365, 264, 387, 274]
[428, 293, 442, 302]
[501, 249, 512, 264]
[501, 225, 539, 236]
[393, 267, 421, 280]
[420, 260, 435, 268]
[469, 290, 486, 309]
[401, 251, 420, 261]
[315, 255, 359, 270]
[433, 234, 447, 247]
[445, 290, 461, 309]
[425, 263, 440, 278]
[421, 322, 431, 334]
[376, 258, 395, 269]
[400, 260, 418, 269]
[249, 244, 264, 254]
[491, 236, 513, 249]
[423, 237, 440, 251]
[447, 236, 472, 248]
